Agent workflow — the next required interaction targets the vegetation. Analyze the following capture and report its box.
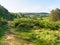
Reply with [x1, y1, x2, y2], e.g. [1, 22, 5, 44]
[0, 5, 60, 45]
[49, 8, 60, 21]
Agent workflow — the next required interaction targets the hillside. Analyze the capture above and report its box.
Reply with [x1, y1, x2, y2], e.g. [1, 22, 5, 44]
[23, 12, 49, 16]
[0, 5, 60, 45]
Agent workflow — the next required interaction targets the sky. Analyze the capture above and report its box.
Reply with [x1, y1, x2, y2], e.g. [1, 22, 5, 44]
[0, 0, 60, 13]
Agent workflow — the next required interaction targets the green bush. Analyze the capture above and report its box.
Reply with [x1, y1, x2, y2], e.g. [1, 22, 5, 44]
[9, 18, 45, 31]
[9, 18, 60, 31]
[44, 21, 60, 30]
[15, 30, 59, 45]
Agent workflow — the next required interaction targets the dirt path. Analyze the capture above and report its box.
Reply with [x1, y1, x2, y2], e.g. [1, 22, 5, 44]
[2, 34, 34, 45]
[2, 34, 21, 45]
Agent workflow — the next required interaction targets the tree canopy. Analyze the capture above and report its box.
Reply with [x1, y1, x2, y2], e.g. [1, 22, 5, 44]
[49, 8, 60, 21]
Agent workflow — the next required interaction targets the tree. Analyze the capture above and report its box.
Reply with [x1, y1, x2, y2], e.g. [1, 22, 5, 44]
[49, 8, 60, 21]
[0, 5, 11, 20]
[18, 13, 25, 17]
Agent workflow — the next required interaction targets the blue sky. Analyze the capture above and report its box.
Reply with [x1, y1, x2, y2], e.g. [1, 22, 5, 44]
[0, 0, 60, 13]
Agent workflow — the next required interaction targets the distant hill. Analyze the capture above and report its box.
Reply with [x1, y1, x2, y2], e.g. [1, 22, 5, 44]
[22, 12, 49, 17]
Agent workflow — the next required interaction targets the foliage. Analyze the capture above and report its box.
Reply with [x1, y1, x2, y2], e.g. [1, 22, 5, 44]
[9, 18, 46, 31]
[15, 29, 60, 45]
[0, 5, 10, 20]
[9, 18, 60, 30]
[49, 8, 60, 21]
[0, 21, 8, 43]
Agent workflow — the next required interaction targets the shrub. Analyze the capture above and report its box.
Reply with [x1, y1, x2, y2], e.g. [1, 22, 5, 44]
[44, 21, 60, 30]
[9, 18, 44, 31]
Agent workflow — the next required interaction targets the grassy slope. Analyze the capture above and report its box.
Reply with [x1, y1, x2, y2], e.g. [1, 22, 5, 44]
[0, 17, 60, 45]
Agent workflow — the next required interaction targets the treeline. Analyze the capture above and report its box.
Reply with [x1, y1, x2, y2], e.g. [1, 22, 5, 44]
[0, 5, 60, 22]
